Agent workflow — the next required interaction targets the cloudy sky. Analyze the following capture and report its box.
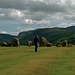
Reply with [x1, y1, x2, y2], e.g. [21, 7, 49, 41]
[0, 0, 75, 35]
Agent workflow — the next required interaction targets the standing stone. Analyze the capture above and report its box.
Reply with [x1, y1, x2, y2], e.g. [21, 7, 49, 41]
[27, 41, 32, 46]
[56, 41, 61, 47]
[1, 42, 7, 47]
[61, 40, 68, 47]
[39, 37, 52, 47]
[12, 38, 19, 47]
[7, 42, 12, 47]
[47, 43, 52, 47]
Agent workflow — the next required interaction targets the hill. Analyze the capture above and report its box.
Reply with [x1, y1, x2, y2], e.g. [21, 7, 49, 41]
[18, 26, 75, 45]
[0, 34, 16, 45]
[0, 26, 75, 45]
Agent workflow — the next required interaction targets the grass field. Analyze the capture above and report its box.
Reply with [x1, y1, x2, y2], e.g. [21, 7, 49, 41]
[0, 46, 75, 75]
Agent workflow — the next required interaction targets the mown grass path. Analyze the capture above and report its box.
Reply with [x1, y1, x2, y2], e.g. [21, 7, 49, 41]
[0, 46, 75, 75]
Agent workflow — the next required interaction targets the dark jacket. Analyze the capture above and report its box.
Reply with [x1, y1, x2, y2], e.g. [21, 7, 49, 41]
[34, 37, 39, 46]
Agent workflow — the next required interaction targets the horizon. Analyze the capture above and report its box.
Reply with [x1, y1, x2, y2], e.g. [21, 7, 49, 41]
[0, 0, 75, 35]
[0, 25, 74, 36]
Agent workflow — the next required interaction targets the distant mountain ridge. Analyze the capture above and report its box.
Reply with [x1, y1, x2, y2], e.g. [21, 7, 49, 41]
[0, 34, 16, 45]
[0, 26, 75, 45]
[18, 26, 75, 45]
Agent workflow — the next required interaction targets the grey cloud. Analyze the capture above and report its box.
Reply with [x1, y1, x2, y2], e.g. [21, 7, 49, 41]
[70, 23, 75, 26]
[22, 19, 51, 25]
[20, 28, 35, 32]
[0, 0, 75, 22]
[36, 20, 51, 25]
[0, 9, 24, 20]
[57, 22, 75, 28]
[28, 1, 68, 13]
[0, 0, 70, 13]
[0, 0, 26, 10]
[66, 0, 72, 6]
[64, 15, 75, 21]
[30, 12, 47, 21]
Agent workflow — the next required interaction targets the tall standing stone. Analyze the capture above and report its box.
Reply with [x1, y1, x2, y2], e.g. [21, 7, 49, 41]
[39, 37, 52, 47]
[27, 41, 32, 46]
[12, 38, 19, 47]
[61, 40, 67, 47]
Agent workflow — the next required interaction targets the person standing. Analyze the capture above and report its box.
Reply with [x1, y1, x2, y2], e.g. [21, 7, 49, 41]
[34, 35, 39, 52]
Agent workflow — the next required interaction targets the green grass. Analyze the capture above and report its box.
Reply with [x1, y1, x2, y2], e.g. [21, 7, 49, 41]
[0, 46, 75, 75]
